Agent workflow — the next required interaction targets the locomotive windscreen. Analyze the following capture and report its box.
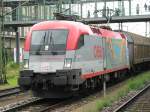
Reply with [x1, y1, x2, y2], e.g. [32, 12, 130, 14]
[30, 29, 68, 55]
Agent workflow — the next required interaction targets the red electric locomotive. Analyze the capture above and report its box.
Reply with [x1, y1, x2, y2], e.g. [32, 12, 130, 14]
[18, 21, 150, 98]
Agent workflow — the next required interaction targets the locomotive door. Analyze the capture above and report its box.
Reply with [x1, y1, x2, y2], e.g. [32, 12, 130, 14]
[102, 37, 107, 70]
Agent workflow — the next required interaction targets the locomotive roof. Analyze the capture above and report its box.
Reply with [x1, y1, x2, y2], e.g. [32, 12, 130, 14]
[24, 21, 124, 51]
[31, 20, 92, 32]
[24, 21, 93, 51]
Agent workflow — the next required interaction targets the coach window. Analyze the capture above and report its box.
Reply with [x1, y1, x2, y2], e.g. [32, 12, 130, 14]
[77, 35, 84, 49]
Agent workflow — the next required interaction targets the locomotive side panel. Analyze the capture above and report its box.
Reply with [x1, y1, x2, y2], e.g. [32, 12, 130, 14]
[73, 35, 104, 78]
[105, 38, 128, 70]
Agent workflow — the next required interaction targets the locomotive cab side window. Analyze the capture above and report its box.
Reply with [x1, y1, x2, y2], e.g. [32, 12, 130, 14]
[77, 35, 84, 49]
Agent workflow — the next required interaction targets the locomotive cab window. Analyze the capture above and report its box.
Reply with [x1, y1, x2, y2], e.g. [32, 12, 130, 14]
[77, 35, 84, 49]
[30, 29, 68, 55]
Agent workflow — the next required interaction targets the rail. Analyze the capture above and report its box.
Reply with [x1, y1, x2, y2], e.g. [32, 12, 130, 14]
[0, 87, 21, 98]
[1, 97, 42, 112]
[113, 83, 150, 112]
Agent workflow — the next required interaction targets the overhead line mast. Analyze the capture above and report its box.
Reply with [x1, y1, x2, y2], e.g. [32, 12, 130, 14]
[0, 0, 7, 84]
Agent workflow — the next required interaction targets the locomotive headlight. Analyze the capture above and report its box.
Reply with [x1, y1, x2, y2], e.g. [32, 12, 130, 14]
[23, 59, 29, 69]
[64, 58, 72, 68]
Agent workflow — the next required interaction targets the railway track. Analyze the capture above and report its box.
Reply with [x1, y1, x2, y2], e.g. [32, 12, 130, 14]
[18, 99, 69, 112]
[0, 97, 42, 112]
[113, 84, 150, 112]
[39, 102, 64, 112]
[0, 91, 95, 112]
[0, 97, 70, 112]
[38, 98, 74, 112]
[1, 74, 149, 112]
[39, 81, 130, 112]
[0, 87, 21, 98]
[4, 76, 140, 112]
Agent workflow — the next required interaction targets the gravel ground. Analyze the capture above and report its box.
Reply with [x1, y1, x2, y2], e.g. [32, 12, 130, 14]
[47, 82, 150, 112]
[46, 80, 127, 112]
[101, 83, 150, 112]
[123, 86, 150, 112]
[101, 91, 138, 112]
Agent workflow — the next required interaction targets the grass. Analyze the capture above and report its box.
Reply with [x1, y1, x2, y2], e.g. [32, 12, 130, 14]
[0, 62, 19, 90]
[76, 71, 150, 112]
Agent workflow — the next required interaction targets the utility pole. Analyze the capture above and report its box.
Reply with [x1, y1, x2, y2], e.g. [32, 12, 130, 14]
[0, 0, 7, 84]
[0, 3, 2, 83]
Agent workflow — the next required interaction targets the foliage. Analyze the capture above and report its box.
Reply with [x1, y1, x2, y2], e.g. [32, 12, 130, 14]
[0, 62, 19, 90]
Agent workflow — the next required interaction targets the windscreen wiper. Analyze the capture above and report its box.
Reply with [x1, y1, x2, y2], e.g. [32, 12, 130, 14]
[48, 31, 57, 55]
[36, 31, 47, 55]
